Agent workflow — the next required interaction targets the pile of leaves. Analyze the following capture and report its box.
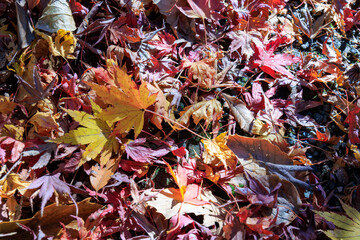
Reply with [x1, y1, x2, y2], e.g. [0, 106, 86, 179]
[1, 0, 360, 239]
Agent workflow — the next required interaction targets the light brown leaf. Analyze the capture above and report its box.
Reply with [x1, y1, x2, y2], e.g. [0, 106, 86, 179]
[146, 82, 169, 130]
[182, 57, 217, 88]
[90, 159, 118, 192]
[0, 96, 17, 115]
[227, 135, 312, 189]
[0, 198, 101, 238]
[176, 99, 222, 129]
[222, 93, 254, 133]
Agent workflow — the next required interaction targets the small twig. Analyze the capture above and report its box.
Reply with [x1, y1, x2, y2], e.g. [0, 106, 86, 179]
[145, 109, 208, 140]
[0, 157, 23, 182]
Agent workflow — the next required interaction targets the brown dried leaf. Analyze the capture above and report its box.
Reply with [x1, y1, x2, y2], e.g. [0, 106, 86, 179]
[90, 159, 118, 192]
[182, 57, 217, 88]
[227, 135, 312, 188]
[176, 99, 223, 129]
[0, 96, 17, 115]
[0, 198, 101, 238]
[146, 82, 169, 130]
[222, 93, 254, 133]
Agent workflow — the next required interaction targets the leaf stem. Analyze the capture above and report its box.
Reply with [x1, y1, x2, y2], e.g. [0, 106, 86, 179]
[144, 109, 208, 140]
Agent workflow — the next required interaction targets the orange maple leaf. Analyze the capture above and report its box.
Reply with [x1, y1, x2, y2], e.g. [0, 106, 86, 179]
[85, 66, 157, 138]
[164, 162, 208, 205]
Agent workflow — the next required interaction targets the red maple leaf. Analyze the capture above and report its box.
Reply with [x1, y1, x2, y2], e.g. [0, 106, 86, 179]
[251, 36, 300, 79]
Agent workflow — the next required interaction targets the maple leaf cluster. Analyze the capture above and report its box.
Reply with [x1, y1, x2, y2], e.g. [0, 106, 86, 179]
[0, 0, 360, 239]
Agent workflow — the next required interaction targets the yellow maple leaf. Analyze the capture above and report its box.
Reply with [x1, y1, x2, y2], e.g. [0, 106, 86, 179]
[0, 173, 30, 221]
[50, 106, 119, 166]
[202, 132, 238, 169]
[314, 201, 360, 240]
[36, 29, 77, 59]
[85, 68, 157, 138]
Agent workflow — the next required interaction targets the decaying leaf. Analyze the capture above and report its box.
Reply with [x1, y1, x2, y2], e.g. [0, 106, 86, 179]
[0, 173, 30, 221]
[0, 96, 17, 115]
[29, 111, 62, 136]
[90, 159, 118, 192]
[177, 99, 223, 129]
[0, 198, 101, 238]
[227, 135, 312, 189]
[222, 93, 254, 133]
[182, 57, 217, 88]
[35, 0, 76, 33]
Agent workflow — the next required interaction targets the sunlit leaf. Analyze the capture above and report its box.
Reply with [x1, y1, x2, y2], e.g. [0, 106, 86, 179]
[314, 201, 360, 240]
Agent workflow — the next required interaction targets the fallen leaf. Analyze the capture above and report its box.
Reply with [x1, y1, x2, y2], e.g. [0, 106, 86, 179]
[314, 201, 360, 240]
[202, 132, 238, 169]
[227, 30, 263, 61]
[177, 99, 223, 129]
[86, 66, 157, 138]
[291, 5, 329, 39]
[0, 137, 25, 163]
[24, 173, 76, 216]
[222, 93, 254, 133]
[146, 82, 169, 130]
[50, 106, 119, 166]
[35, 0, 76, 33]
[0, 96, 17, 115]
[36, 29, 77, 59]
[251, 37, 300, 79]
[120, 159, 150, 178]
[0, 173, 30, 221]
[90, 159, 118, 192]
[0, 198, 101, 238]
[29, 111, 62, 136]
[0, 173, 30, 197]
[146, 186, 223, 229]
[125, 138, 170, 163]
[227, 135, 312, 189]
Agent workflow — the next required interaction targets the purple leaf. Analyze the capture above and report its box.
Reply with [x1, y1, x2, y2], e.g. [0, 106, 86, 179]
[25, 173, 77, 216]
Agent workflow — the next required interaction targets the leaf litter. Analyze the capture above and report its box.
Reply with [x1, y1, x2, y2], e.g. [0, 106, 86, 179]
[0, 0, 360, 239]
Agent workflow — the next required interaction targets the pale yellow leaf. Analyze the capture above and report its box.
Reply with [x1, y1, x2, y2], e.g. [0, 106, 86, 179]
[314, 201, 360, 240]
[50, 108, 119, 166]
